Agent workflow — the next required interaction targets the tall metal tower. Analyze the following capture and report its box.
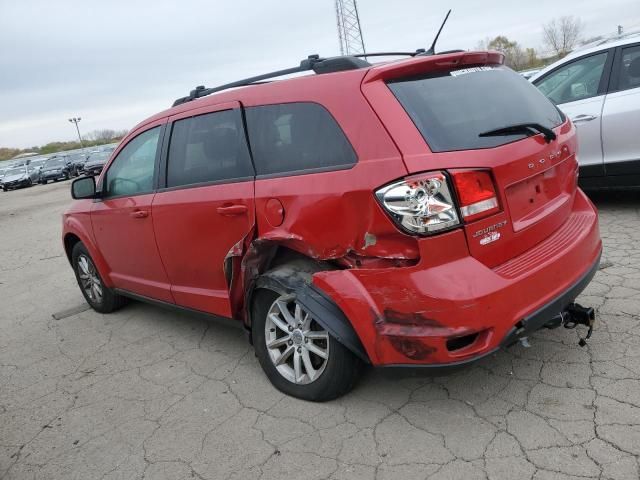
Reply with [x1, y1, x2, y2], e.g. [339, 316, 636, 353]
[335, 0, 366, 55]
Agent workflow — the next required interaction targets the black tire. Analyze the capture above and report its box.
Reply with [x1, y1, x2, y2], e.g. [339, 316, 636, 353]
[71, 242, 127, 314]
[252, 287, 361, 401]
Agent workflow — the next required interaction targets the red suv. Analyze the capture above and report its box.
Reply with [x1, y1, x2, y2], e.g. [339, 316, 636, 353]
[63, 51, 601, 401]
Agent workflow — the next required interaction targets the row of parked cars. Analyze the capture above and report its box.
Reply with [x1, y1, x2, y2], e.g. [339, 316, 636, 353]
[0, 145, 116, 192]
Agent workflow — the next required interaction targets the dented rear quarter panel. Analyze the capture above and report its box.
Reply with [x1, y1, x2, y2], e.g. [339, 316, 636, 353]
[250, 69, 419, 262]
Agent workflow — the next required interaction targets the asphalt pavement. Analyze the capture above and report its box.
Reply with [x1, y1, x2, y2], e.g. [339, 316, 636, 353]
[1, 181, 639, 479]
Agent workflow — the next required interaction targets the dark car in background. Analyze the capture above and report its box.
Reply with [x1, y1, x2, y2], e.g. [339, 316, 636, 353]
[1, 165, 35, 191]
[39, 156, 72, 184]
[0, 165, 10, 184]
[81, 151, 110, 176]
[28, 157, 48, 182]
[67, 153, 89, 176]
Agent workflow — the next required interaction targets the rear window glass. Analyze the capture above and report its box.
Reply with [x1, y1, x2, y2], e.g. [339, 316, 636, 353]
[245, 102, 356, 176]
[388, 66, 564, 152]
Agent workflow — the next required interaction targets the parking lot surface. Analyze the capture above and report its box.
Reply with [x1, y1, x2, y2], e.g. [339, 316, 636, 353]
[1, 182, 639, 480]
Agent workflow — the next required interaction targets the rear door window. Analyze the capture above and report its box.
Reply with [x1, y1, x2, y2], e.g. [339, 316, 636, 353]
[245, 102, 356, 176]
[614, 44, 640, 92]
[388, 65, 564, 152]
[166, 109, 253, 188]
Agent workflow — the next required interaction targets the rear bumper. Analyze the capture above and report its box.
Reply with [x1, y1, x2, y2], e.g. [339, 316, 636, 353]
[312, 189, 602, 366]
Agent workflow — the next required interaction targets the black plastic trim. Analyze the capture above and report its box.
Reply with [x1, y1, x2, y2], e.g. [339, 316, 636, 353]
[579, 163, 605, 178]
[254, 162, 356, 180]
[113, 288, 241, 330]
[500, 250, 601, 347]
[605, 158, 640, 176]
[580, 159, 640, 189]
[172, 55, 370, 106]
[156, 176, 254, 193]
[295, 284, 370, 364]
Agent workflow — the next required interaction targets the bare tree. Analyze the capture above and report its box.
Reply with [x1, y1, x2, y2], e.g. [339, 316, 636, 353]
[85, 129, 127, 142]
[543, 16, 583, 58]
[87, 129, 117, 141]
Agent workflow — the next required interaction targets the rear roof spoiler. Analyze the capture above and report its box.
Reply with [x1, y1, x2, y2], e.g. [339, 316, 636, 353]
[363, 51, 505, 84]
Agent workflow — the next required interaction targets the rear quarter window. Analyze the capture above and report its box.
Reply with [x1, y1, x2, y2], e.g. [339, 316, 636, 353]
[388, 66, 564, 152]
[245, 102, 357, 176]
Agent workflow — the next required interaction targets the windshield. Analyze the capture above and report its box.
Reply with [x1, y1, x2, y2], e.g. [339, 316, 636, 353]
[6, 167, 26, 176]
[45, 158, 67, 167]
[387, 65, 565, 152]
[87, 152, 110, 162]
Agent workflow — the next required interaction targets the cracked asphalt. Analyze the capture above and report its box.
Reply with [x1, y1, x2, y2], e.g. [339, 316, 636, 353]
[1, 181, 639, 480]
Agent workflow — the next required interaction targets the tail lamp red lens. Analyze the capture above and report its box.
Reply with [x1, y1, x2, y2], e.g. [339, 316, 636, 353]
[451, 170, 500, 221]
[376, 169, 500, 236]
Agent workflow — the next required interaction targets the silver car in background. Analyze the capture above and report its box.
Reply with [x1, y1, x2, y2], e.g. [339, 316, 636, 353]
[530, 32, 640, 188]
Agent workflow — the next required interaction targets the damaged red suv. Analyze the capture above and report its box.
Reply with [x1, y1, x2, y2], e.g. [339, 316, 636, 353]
[63, 51, 601, 401]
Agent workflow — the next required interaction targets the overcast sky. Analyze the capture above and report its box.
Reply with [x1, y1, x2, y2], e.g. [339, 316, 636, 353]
[1, 0, 638, 148]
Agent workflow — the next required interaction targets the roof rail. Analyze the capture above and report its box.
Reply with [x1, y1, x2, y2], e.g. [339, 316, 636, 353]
[575, 29, 640, 52]
[353, 50, 426, 58]
[172, 54, 370, 107]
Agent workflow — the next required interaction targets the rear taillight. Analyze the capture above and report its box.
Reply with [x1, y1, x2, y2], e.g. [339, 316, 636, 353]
[375, 171, 460, 235]
[451, 170, 500, 221]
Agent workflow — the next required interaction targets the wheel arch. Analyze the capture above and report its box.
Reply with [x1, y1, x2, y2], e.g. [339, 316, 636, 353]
[63, 221, 114, 287]
[240, 241, 370, 364]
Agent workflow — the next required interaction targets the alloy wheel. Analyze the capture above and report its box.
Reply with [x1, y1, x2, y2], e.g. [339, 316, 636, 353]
[77, 254, 103, 304]
[264, 294, 329, 385]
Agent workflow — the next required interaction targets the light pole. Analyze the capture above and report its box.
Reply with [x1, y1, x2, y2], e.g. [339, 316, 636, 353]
[68, 117, 84, 148]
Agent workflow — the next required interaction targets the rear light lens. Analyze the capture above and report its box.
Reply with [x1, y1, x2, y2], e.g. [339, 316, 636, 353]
[451, 170, 500, 221]
[376, 171, 460, 234]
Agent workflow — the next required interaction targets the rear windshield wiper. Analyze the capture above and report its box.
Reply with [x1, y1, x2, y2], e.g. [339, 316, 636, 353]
[478, 123, 557, 143]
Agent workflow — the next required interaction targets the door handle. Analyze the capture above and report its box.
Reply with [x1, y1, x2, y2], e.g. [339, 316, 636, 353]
[130, 210, 149, 219]
[571, 114, 597, 124]
[216, 204, 248, 216]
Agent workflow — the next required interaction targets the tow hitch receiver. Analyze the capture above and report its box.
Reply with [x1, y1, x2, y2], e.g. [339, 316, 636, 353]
[546, 303, 595, 347]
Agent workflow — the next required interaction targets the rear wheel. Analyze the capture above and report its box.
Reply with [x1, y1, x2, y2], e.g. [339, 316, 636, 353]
[252, 288, 361, 401]
[71, 242, 126, 313]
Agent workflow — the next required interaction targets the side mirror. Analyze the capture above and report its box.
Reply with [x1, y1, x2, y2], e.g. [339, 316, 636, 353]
[71, 176, 97, 200]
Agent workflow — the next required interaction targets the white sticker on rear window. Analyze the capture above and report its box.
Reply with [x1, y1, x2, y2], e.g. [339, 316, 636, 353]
[450, 66, 496, 77]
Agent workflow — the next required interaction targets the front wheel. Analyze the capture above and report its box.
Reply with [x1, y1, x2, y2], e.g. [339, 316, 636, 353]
[252, 288, 361, 401]
[71, 242, 126, 313]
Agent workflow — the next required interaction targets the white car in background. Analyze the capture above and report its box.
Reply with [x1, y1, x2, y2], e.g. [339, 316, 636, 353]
[530, 33, 640, 188]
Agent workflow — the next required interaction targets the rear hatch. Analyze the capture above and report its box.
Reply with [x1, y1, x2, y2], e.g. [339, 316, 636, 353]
[363, 53, 578, 268]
